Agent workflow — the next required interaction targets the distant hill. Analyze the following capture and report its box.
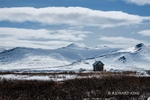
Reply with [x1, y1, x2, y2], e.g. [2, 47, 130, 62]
[0, 43, 118, 72]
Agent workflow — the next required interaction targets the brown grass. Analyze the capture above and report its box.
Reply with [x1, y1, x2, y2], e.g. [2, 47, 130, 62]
[0, 70, 139, 76]
[0, 72, 150, 100]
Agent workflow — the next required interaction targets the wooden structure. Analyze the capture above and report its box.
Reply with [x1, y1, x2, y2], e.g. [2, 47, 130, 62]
[93, 61, 104, 71]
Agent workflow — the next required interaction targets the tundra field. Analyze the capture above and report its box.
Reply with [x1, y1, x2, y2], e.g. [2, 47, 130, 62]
[0, 71, 150, 100]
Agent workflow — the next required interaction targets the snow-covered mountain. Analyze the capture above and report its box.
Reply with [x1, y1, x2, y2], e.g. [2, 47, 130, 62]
[0, 43, 119, 72]
[0, 43, 149, 72]
[68, 43, 150, 71]
[62, 43, 91, 50]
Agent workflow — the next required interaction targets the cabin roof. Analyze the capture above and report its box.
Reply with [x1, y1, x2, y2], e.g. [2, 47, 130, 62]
[93, 61, 103, 66]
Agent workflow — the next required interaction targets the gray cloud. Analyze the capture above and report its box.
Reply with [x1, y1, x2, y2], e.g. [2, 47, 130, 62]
[124, 0, 150, 5]
[0, 27, 90, 49]
[99, 36, 143, 45]
[0, 7, 149, 28]
[0, 27, 90, 41]
[138, 30, 150, 36]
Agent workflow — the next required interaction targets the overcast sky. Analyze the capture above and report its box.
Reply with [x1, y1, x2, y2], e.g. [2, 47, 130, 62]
[0, 0, 150, 49]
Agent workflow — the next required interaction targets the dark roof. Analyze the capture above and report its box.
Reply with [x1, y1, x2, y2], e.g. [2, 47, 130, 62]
[93, 61, 103, 66]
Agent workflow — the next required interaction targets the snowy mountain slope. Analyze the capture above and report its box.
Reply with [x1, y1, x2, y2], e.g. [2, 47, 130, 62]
[0, 43, 149, 72]
[62, 43, 90, 50]
[0, 48, 5, 53]
[0, 47, 12, 53]
[101, 43, 150, 70]
[0, 43, 119, 71]
[65, 43, 150, 71]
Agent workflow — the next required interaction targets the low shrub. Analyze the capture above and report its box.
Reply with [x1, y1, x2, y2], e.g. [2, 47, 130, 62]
[0, 75, 150, 100]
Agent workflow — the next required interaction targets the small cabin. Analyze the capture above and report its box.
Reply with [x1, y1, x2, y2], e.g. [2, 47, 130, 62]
[93, 61, 104, 71]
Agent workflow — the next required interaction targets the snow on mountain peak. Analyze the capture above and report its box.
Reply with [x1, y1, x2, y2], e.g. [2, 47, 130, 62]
[134, 43, 145, 51]
[135, 43, 144, 48]
[0, 43, 150, 72]
[117, 43, 149, 53]
[0, 47, 20, 54]
[94, 45, 110, 49]
[134, 43, 150, 52]
[64, 43, 90, 50]
[0, 47, 32, 55]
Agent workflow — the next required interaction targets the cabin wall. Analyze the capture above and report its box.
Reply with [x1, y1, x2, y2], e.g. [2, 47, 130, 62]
[94, 65, 104, 71]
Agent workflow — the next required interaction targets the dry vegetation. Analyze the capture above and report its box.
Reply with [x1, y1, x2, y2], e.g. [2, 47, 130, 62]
[0, 70, 143, 76]
[0, 71, 150, 100]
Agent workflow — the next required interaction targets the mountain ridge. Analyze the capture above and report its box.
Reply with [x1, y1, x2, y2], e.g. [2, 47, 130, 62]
[70, 43, 150, 71]
[0, 43, 149, 72]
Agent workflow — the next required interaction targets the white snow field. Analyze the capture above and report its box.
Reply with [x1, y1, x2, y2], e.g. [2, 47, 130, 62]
[0, 43, 150, 72]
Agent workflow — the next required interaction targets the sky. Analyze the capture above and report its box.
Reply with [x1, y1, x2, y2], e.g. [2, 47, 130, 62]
[0, 0, 150, 49]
